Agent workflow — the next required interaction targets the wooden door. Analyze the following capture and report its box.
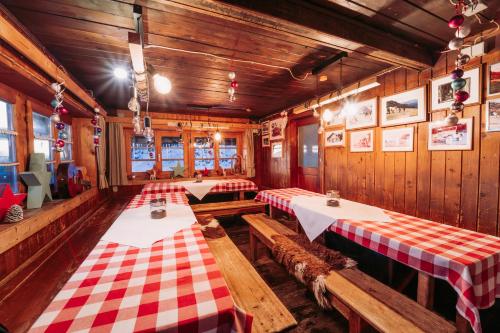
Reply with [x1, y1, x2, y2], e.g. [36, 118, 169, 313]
[294, 118, 319, 192]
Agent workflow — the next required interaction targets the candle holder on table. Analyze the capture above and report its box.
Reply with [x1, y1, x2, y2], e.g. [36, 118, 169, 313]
[150, 198, 167, 219]
[326, 190, 340, 207]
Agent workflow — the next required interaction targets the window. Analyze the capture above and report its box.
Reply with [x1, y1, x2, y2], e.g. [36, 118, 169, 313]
[131, 136, 156, 172]
[194, 137, 214, 170]
[0, 100, 18, 192]
[33, 112, 55, 183]
[219, 137, 238, 169]
[161, 136, 184, 171]
[60, 124, 73, 162]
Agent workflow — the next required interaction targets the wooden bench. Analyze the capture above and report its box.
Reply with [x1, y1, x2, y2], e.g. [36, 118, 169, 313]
[242, 213, 457, 333]
[191, 200, 267, 218]
[202, 215, 297, 333]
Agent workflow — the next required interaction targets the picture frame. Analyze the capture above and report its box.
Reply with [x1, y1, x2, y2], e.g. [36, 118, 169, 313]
[486, 98, 500, 132]
[271, 141, 283, 158]
[325, 109, 345, 127]
[487, 62, 500, 97]
[345, 97, 378, 130]
[270, 117, 286, 140]
[428, 118, 473, 151]
[261, 120, 270, 136]
[380, 87, 426, 127]
[381, 127, 414, 152]
[431, 67, 480, 111]
[350, 129, 374, 152]
[325, 129, 345, 147]
[262, 135, 270, 147]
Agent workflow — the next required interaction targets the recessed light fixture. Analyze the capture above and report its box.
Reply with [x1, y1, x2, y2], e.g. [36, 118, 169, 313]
[153, 73, 172, 94]
[319, 75, 328, 82]
[113, 67, 128, 80]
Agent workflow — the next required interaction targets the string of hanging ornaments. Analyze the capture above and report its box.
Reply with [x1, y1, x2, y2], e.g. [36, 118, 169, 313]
[227, 71, 238, 102]
[50, 82, 69, 152]
[91, 108, 102, 147]
[445, 0, 478, 126]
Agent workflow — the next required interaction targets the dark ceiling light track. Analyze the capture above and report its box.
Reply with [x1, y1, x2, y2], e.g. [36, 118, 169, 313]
[311, 51, 348, 75]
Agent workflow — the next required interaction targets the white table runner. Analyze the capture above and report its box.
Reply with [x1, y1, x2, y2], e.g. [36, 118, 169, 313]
[101, 203, 197, 248]
[177, 180, 222, 200]
[290, 195, 393, 241]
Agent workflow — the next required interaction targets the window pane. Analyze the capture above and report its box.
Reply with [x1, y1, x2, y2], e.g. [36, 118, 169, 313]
[33, 112, 52, 138]
[47, 163, 56, 185]
[0, 134, 16, 163]
[61, 143, 72, 161]
[0, 165, 17, 192]
[0, 101, 13, 130]
[131, 136, 155, 161]
[195, 159, 214, 170]
[298, 124, 319, 168]
[219, 159, 234, 169]
[162, 159, 184, 171]
[34, 139, 53, 161]
[132, 161, 156, 172]
[161, 136, 183, 159]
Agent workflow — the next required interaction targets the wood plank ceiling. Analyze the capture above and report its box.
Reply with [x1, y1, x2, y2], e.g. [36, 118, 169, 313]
[1, 0, 498, 118]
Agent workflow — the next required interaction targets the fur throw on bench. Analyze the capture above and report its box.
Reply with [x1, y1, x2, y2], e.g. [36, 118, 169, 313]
[198, 215, 226, 239]
[271, 234, 356, 309]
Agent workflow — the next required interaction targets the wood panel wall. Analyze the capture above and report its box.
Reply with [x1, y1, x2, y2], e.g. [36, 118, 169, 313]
[256, 49, 500, 236]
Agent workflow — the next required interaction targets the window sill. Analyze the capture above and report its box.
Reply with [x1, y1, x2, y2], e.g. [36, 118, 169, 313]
[0, 187, 98, 255]
[128, 174, 249, 185]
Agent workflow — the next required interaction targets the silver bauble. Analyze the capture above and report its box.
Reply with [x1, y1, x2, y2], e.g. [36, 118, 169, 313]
[51, 82, 61, 92]
[50, 113, 61, 123]
[228, 87, 235, 95]
[448, 37, 464, 50]
[228, 72, 236, 80]
[444, 112, 459, 126]
[455, 21, 471, 38]
[455, 54, 471, 67]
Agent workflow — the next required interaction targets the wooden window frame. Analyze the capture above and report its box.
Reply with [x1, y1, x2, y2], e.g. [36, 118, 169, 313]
[0, 98, 19, 191]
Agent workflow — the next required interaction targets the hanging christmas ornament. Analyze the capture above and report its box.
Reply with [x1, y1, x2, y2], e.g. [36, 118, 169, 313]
[143, 115, 154, 141]
[50, 113, 61, 123]
[455, 53, 470, 67]
[90, 112, 101, 148]
[94, 127, 102, 136]
[451, 68, 464, 79]
[58, 130, 68, 140]
[51, 82, 61, 92]
[448, 37, 464, 50]
[50, 99, 59, 108]
[93, 136, 100, 145]
[227, 72, 237, 102]
[454, 90, 469, 102]
[451, 101, 465, 112]
[55, 122, 65, 130]
[230, 80, 238, 88]
[56, 106, 69, 115]
[312, 107, 320, 118]
[228, 72, 236, 80]
[455, 20, 471, 38]
[451, 78, 467, 91]
[448, 14, 464, 29]
[56, 139, 65, 148]
[444, 112, 459, 126]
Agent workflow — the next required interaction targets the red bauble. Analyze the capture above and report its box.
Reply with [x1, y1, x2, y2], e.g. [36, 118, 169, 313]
[454, 90, 469, 103]
[94, 137, 100, 145]
[230, 80, 238, 88]
[91, 118, 98, 126]
[202, 167, 209, 177]
[448, 15, 464, 29]
[56, 139, 65, 148]
[57, 106, 69, 115]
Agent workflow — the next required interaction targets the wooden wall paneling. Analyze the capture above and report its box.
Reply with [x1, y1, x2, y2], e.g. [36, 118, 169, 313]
[404, 70, 419, 216]
[429, 111, 447, 224]
[373, 112, 385, 207]
[365, 140, 375, 206]
[72, 118, 97, 186]
[382, 72, 395, 210]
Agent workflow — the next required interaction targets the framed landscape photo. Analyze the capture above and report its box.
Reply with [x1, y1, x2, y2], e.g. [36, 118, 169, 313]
[431, 67, 480, 110]
[428, 118, 473, 151]
[382, 127, 414, 152]
[350, 129, 373, 152]
[262, 135, 270, 147]
[345, 98, 378, 130]
[271, 141, 283, 158]
[380, 87, 426, 127]
[325, 109, 344, 127]
[486, 98, 500, 132]
[270, 117, 286, 140]
[325, 129, 345, 147]
[487, 62, 500, 97]
[261, 120, 270, 136]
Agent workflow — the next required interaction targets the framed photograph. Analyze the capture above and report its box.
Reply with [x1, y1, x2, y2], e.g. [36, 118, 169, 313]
[487, 62, 500, 97]
[345, 98, 378, 130]
[262, 135, 270, 147]
[382, 127, 414, 152]
[325, 129, 345, 147]
[428, 118, 473, 151]
[325, 109, 344, 127]
[380, 87, 426, 127]
[271, 141, 283, 158]
[350, 129, 374, 152]
[431, 67, 480, 110]
[261, 120, 270, 136]
[270, 117, 286, 140]
[486, 98, 500, 132]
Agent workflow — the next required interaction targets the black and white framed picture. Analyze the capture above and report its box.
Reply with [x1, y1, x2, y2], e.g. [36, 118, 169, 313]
[431, 67, 480, 111]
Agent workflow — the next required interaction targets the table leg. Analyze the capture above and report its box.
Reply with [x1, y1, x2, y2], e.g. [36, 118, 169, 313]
[249, 228, 257, 262]
[269, 205, 276, 219]
[456, 313, 472, 333]
[239, 191, 245, 200]
[388, 259, 394, 286]
[233, 192, 239, 200]
[417, 272, 435, 310]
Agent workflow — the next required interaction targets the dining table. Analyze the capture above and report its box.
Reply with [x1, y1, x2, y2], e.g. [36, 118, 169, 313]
[255, 188, 500, 333]
[29, 192, 252, 333]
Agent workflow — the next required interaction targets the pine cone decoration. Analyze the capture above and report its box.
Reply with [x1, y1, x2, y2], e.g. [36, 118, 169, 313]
[4, 204, 23, 223]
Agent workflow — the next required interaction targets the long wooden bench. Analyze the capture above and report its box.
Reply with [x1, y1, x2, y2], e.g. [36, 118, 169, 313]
[191, 199, 267, 218]
[242, 213, 457, 333]
[202, 215, 297, 333]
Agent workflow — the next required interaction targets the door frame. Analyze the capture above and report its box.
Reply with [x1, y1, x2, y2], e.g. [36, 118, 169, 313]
[290, 115, 324, 192]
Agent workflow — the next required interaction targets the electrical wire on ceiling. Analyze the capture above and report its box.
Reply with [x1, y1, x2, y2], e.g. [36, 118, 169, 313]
[144, 44, 311, 81]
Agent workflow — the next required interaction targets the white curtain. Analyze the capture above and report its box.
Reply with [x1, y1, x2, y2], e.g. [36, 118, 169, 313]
[244, 129, 255, 178]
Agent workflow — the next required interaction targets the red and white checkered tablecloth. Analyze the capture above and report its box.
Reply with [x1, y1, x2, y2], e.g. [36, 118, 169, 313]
[255, 188, 318, 215]
[29, 193, 252, 333]
[255, 188, 500, 333]
[141, 179, 258, 196]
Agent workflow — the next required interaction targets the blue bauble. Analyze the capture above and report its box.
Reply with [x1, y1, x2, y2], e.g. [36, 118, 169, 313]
[50, 99, 58, 108]
[451, 78, 466, 91]
[58, 131, 68, 140]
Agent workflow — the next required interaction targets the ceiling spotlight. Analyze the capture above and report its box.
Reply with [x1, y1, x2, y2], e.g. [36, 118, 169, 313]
[322, 108, 333, 122]
[153, 73, 172, 94]
[113, 67, 128, 80]
[319, 75, 328, 82]
[214, 130, 222, 142]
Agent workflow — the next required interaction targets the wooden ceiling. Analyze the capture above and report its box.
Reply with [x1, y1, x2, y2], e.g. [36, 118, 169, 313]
[1, 0, 498, 118]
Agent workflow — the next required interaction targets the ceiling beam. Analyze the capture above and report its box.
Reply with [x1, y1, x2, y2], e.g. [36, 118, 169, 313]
[157, 0, 434, 70]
